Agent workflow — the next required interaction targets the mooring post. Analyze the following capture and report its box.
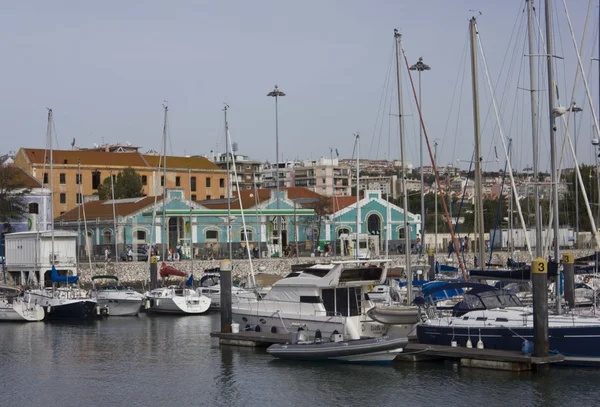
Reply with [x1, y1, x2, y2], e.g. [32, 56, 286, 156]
[427, 248, 435, 281]
[532, 257, 549, 359]
[149, 256, 158, 290]
[220, 258, 233, 333]
[562, 252, 575, 309]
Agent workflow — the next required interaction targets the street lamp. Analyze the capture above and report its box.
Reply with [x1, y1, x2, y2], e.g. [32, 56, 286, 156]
[410, 57, 431, 257]
[567, 102, 583, 247]
[267, 85, 286, 252]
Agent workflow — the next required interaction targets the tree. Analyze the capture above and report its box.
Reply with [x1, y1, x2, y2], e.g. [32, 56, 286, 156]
[97, 167, 144, 200]
[300, 197, 332, 251]
[0, 166, 30, 232]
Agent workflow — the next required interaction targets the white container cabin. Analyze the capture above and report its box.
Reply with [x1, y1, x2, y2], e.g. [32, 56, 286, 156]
[4, 230, 78, 287]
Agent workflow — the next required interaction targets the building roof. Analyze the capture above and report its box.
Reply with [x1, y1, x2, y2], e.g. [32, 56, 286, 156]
[21, 148, 148, 168]
[19, 148, 221, 171]
[56, 196, 163, 222]
[331, 195, 364, 211]
[201, 187, 326, 210]
[142, 155, 220, 171]
[10, 167, 43, 188]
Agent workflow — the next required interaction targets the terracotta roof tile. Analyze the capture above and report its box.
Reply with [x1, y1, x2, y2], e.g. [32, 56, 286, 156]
[142, 155, 220, 171]
[56, 196, 162, 222]
[201, 187, 327, 210]
[22, 148, 148, 167]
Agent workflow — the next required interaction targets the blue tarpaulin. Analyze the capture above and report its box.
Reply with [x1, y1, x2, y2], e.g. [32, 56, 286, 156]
[51, 265, 79, 284]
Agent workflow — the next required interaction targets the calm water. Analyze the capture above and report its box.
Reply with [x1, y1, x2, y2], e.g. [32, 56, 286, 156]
[1, 313, 599, 407]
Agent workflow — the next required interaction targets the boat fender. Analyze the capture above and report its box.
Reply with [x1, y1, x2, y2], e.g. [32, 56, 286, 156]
[522, 340, 534, 355]
[584, 276, 590, 284]
[156, 299, 160, 306]
[47, 305, 51, 314]
[145, 300, 151, 309]
[96, 306, 101, 316]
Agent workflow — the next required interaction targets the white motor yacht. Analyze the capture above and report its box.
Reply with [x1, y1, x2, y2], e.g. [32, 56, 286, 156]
[232, 261, 417, 340]
[0, 284, 45, 322]
[91, 275, 145, 316]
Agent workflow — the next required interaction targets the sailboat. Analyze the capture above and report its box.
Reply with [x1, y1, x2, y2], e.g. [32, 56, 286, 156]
[24, 109, 103, 321]
[417, 8, 600, 366]
[0, 284, 45, 322]
[144, 104, 210, 315]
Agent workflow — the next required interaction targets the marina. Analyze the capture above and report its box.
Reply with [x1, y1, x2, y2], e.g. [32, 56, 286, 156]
[3, 0, 600, 405]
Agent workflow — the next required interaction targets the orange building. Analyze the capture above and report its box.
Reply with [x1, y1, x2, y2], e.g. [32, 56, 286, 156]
[14, 148, 228, 218]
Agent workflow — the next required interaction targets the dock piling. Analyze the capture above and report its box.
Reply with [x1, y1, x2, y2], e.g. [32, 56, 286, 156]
[427, 249, 435, 281]
[149, 257, 158, 290]
[562, 253, 575, 309]
[220, 259, 233, 333]
[532, 257, 549, 360]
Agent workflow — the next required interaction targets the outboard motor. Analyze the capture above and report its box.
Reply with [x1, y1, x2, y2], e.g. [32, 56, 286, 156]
[314, 329, 322, 344]
[292, 329, 309, 344]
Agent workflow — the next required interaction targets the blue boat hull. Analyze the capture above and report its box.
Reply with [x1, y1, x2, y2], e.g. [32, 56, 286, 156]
[417, 324, 600, 366]
[45, 301, 100, 321]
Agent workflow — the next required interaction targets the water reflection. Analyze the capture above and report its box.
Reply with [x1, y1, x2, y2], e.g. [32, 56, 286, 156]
[1, 313, 600, 407]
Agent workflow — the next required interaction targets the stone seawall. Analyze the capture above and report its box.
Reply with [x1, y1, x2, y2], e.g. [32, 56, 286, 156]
[76, 249, 597, 287]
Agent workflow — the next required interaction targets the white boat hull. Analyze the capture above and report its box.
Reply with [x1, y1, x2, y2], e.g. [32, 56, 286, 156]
[232, 308, 415, 340]
[96, 298, 143, 316]
[0, 299, 45, 322]
[146, 296, 210, 314]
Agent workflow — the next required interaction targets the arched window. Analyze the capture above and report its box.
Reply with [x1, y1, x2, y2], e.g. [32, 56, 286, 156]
[103, 229, 113, 244]
[133, 229, 147, 242]
[337, 228, 350, 237]
[28, 202, 39, 214]
[367, 214, 381, 235]
[205, 229, 219, 241]
[397, 227, 406, 239]
[240, 229, 253, 242]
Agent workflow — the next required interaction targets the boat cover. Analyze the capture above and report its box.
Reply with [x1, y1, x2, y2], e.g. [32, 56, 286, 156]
[51, 265, 79, 284]
[160, 263, 186, 278]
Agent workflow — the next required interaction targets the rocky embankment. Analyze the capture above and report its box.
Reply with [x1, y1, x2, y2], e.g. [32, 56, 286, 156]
[74, 249, 596, 287]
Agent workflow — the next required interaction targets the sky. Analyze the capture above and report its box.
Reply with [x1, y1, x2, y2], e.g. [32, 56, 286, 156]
[1, 0, 598, 172]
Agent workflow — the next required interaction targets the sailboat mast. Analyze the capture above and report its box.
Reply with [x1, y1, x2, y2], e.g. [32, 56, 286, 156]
[355, 133, 360, 261]
[394, 29, 412, 302]
[77, 161, 81, 273]
[544, 0, 561, 313]
[110, 171, 119, 273]
[224, 104, 232, 260]
[48, 108, 54, 266]
[526, 0, 542, 258]
[469, 17, 486, 269]
[162, 104, 168, 261]
[189, 167, 194, 278]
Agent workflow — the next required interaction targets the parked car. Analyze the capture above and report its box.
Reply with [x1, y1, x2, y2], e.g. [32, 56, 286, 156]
[120, 247, 159, 262]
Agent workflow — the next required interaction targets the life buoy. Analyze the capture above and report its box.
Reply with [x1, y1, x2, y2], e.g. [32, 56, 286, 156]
[584, 276, 591, 284]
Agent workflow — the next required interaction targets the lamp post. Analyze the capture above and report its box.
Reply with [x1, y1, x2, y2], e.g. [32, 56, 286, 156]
[267, 85, 286, 253]
[410, 57, 431, 257]
[567, 103, 583, 247]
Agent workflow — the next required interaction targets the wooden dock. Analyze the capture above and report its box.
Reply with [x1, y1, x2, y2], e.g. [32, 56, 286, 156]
[210, 331, 564, 371]
[397, 343, 564, 371]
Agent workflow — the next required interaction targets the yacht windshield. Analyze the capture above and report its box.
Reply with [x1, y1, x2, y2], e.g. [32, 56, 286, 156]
[478, 290, 522, 308]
